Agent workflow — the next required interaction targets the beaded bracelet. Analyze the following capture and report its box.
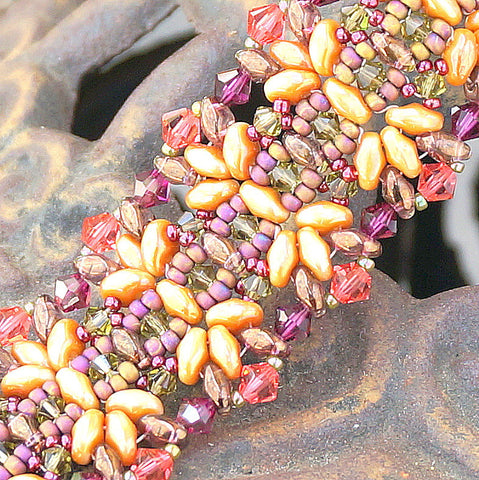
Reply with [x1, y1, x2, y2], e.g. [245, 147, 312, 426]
[0, 0, 478, 478]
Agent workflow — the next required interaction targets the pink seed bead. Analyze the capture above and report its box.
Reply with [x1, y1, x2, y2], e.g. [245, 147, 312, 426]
[260, 136, 274, 149]
[273, 99, 290, 113]
[166, 224, 180, 242]
[350, 30, 368, 44]
[335, 27, 351, 44]
[370, 9, 385, 27]
[417, 60, 433, 73]
[401, 83, 417, 97]
[435, 58, 448, 75]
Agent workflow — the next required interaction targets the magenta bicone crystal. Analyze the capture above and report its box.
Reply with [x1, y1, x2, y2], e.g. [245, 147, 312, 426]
[274, 304, 312, 341]
[360, 203, 397, 239]
[176, 398, 216, 434]
[451, 102, 479, 141]
[215, 69, 252, 106]
[134, 169, 170, 208]
[54, 274, 91, 312]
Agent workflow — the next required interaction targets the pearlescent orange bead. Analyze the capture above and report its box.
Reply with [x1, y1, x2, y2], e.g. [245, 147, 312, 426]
[185, 144, 231, 179]
[141, 219, 179, 277]
[156, 279, 202, 324]
[100, 268, 156, 306]
[239, 180, 290, 223]
[56, 367, 99, 410]
[422, 0, 462, 25]
[205, 299, 264, 334]
[185, 179, 239, 211]
[47, 318, 84, 371]
[270, 40, 314, 71]
[264, 69, 321, 105]
[309, 19, 342, 76]
[381, 126, 422, 178]
[353, 132, 386, 191]
[208, 325, 242, 380]
[116, 233, 144, 270]
[105, 410, 138, 466]
[322, 78, 372, 125]
[71, 409, 104, 465]
[444, 28, 478, 86]
[385, 103, 444, 135]
[11, 341, 49, 367]
[176, 327, 209, 385]
[1, 365, 55, 397]
[267, 230, 299, 288]
[297, 227, 333, 282]
[105, 389, 164, 422]
[223, 122, 260, 180]
[466, 10, 479, 31]
[9, 475, 44, 480]
[295, 201, 353, 234]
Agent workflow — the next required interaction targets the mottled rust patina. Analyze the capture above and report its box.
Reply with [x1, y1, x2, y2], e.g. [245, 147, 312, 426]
[0, 1, 477, 479]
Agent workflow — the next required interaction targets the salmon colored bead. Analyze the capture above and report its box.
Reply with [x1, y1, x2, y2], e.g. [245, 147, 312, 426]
[105, 410, 138, 466]
[385, 103, 444, 135]
[297, 227, 333, 282]
[295, 201, 354, 234]
[71, 409, 104, 465]
[353, 132, 386, 191]
[270, 40, 314, 71]
[105, 389, 164, 423]
[176, 327, 209, 385]
[185, 179, 240, 211]
[465, 10, 479, 31]
[47, 318, 84, 371]
[443, 28, 478, 86]
[267, 230, 299, 288]
[11, 341, 49, 367]
[205, 299, 264, 334]
[156, 279, 203, 324]
[208, 325, 242, 380]
[422, 0, 462, 26]
[56, 367, 100, 410]
[116, 233, 144, 270]
[264, 69, 321, 105]
[309, 19, 343, 76]
[1, 365, 55, 398]
[184, 144, 231, 179]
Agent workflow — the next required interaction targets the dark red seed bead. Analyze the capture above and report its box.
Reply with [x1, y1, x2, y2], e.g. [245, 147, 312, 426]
[45, 436, 60, 448]
[165, 357, 178, 374]
[76, 326, 91, 343]
[166, 224, 180, 242]
[342, 165, 358, 182]
[260, 136, 274, 149]
[332, 197, 350, 206]
[255, 259, 270, 277]
[151, 355, 165, 368]
[178, 230, 196, 247]
[423, 98, 442, 109]
[273, 99, 290, 113]
[247, 125, 261, 142]
[417, 60, 433, 73]
[246, 257, 258, 272]
[331, 158, 348, 171]
[196, 210, 214, 220]
[350, 30, 368, 45]
[401, 83, 417, 98]
[435, 58, 449, 75]
[335, 27, 351, 44]
[281, 113, 293, 130]
[27, 456, 41, 471]
[318, 181, 330, 193]
[369, 9, 385, 26]
[61, 434, 72, 450]
[44, 472, 60, 480]
[136, 375, 148, 389]
[235, 280, 245, 295]
[103, 296, 121, 311]
[110, 312, 124, 327]
[203, 219, 213, 230]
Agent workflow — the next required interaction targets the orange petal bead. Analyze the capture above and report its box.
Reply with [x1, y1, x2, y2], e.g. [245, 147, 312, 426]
[223, 122, 260, 180]
[116, 233, 144, 270]
[156, 279, 203, 324]
[465, 10, 479, 31]
[270, 40, 314, 71]
[385, 103, 444, 135]
[267, 230, 299, 288]
[105, 410, 138, 466]
[47, 318, 84, 371]
[353, 132, 386, 191]
[309, 19, 343, 76]
[185, 179, 240, 211]
[176, 327, 209, 385]
[444, 28, 478, 86]
[184, 144, 231, 179]
[264, 69, 321, 104]
[11, 341, 49, 367]
[1, 365, 55, 398]
[208, 325, 242, 380]
[141, 219, 179, 277]
[71, 409, 104, 465]
[205, 299, 264, 334]
[322, 78, 372, 125]
[297, 227, 333, 282]
[105, 389, 164, 423]
[381, 126, 422, 178]
[239, 180, 290, 223]
[295, 201, 353, 234]
[100, 268, 156, 306]
[9, 476, 45, 480]
[56, 367, 99, 410]
[422, 0, 462, 26]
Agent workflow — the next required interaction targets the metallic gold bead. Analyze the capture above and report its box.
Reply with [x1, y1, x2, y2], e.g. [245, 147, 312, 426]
[357, 256, 375, 271]
[415, 193, 428, 211]
[24, 302, 35, 316]
[191, 101, 202, 117]
[325, 293, 340, 309]
[232, 390, 246, 408]
[165, 444, 181, 460]
[450, 161, 465, 173]
[267, 356, 284, 371]
[161, 144, 180, 157]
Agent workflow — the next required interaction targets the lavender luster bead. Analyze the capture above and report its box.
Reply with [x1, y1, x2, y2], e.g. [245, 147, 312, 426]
[83, 346, 100, 361]
[70, 355, 89, 374]
[229, 194, 249, 214]
[166, 267, 187, 286]
[17, 399, 36, 416]
[0, 466, 11, 480]
[141, 289, 163, 310]
[250, 165, 270, 185]
[129, 299, 150, 318]
[216, 202, 237, 223]
[281, 193, 303, 212]
[172, 252, 194, 273]
[256, 150, 278, 172]
[238, 242, 261, 259]
[210, 217, 231, 237]
[65, 403, 83, 421]
[144, 337, 166, 357]
[13, 445, 32, 463]
[0, 422, 10, 442]
[28, 388, 47, 405]
[196, 291, 217, 310]
[160, 330, 181, 353]
[55, 415, 74, 434]
[252, 233, 273, 252]
[121, 313, 141, 332]
[208, 281, 232, 302]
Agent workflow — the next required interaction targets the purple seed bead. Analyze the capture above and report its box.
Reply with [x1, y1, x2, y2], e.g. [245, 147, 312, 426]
[300, 168, 322, 189]
[259, 219, 279, 238]
[186, 243, 207, 263]
[151, 355, 165, 368]
[122, 313, 141, 332]
[28, 388, 47, 405]
[70, 355, 89, 374]
[129, 299, 150, 319]
[295, 99, 318, 122]
[281, 192, 303, 212]
[144, 337, 166, 357]
[160, 330, 181, 353]
[229, 194, 249, 214]
[42, 381, 60, 397]
[292, 116, 312, 137]
[93, 380, 114, 401]
[166, 266, 187, 285]
[94, 336, 113, 354]
[216, 202, 237, 222]
[208, 280, 232, 302]
[4, 456, 26, 476]
[39, 420, 60, 437]
[210, 217, 231, 237]
[64, 403, 83, 421]
[83, 346, 100, 361]
[171, 252, 194, 273]
[250, 165, 270, 185]
[252, 233, 273, 252]
[196, 291, 217, 310]
[17, 399, 36, 416]
[322, 141, 342, 161]
[55, 415, 74, 434]
[309, 91, 331, 111]
[0, 422, 9, 442]
[141, 289, 163, 310]
[238, 241, 260, 259]
[13, 445, 31, 463]
[340, 46, 363, 70]
[256, 151, 277, 172]
[386, 67, 406, 88]
[0, 466, 11, 480]
[379, 81, 399, 101]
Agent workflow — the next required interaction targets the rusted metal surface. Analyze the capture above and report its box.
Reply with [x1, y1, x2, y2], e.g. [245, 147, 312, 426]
[0, 1, 477, 479]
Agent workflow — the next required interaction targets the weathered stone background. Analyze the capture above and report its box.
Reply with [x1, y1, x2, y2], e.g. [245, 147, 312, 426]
[0, 1, 478, 479]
